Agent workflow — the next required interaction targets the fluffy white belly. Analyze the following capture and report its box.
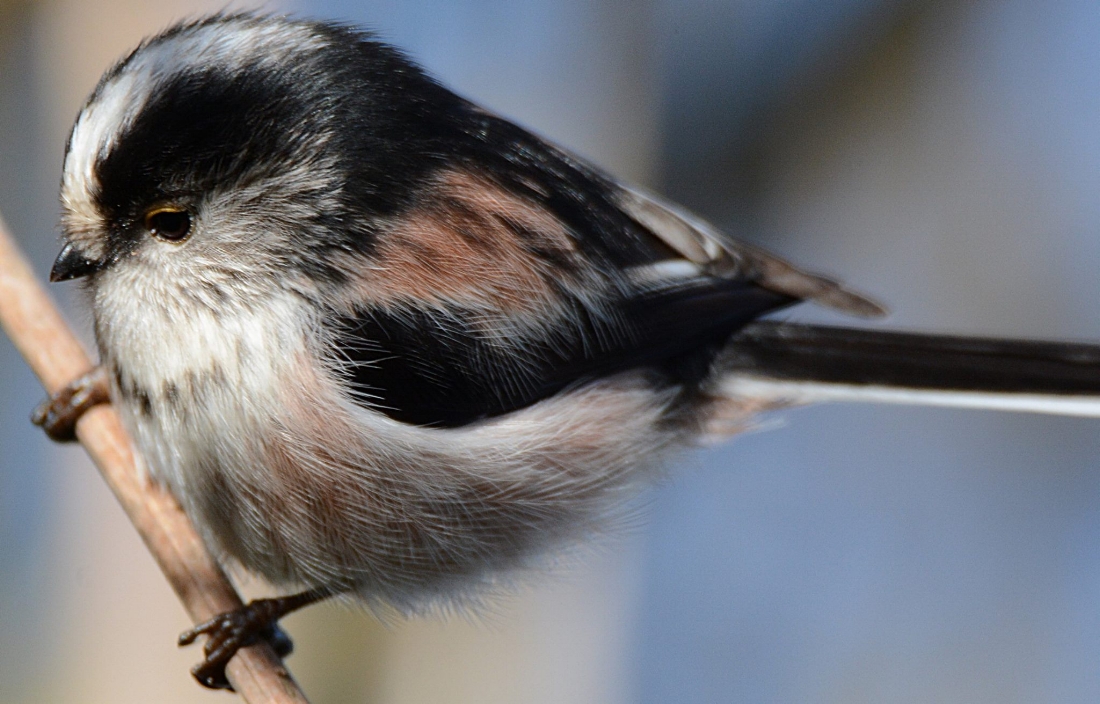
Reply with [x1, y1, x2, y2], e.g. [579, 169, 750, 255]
[99, 288, 683, 611]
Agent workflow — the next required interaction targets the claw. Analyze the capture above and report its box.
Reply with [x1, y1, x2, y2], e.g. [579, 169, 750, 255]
[192, 660, 233, 691]
[178, 616, 220, 647]
[178, 588, 329, 690]
[32, 366, 110, 442]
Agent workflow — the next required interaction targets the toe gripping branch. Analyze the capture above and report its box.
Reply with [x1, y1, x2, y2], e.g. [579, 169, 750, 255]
[29, 363, 333, 692]
[0, 215, 313, 700]
[32, 366, 110, 441]
[178, 588, 333, 691]
[29, 362, 334, 692]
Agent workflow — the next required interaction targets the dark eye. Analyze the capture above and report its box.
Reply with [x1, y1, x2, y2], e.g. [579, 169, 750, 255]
[143, 207, 192, 242]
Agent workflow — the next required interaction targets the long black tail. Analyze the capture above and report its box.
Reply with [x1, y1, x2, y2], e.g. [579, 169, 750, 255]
[715, 322, 1100, 417]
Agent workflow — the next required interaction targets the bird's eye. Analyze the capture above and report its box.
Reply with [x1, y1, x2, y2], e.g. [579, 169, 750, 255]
[143, 206, 192, 242]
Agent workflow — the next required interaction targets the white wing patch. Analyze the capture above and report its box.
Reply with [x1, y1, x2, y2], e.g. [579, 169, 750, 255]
[625, 259, 704, 288]
[616, 184, 887, 318]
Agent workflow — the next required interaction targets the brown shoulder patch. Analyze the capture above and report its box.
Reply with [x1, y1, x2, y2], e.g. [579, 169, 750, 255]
[344, 169, 581, 313]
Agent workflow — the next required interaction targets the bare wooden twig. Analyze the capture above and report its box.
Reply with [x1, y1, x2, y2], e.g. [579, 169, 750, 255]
[0, 210, 311, 703]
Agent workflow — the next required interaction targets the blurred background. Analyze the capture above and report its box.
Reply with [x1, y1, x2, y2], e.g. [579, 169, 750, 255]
[3, 0, 1100, 701]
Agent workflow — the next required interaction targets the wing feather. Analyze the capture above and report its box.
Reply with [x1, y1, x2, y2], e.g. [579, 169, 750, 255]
[614, 184, 887, 318]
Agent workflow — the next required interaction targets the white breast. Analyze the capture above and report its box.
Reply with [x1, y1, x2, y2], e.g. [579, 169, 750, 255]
[94, 264, 309, 492]
[94, 266, 687, 610]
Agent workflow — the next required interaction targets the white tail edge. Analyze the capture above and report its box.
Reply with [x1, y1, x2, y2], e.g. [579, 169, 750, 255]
[719, 375, 1100, 418]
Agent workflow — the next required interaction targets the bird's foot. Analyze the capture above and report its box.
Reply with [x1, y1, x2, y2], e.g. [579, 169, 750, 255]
[31, 366, 110, 442]
[178, 599, 296, 691]
[178, 588, 330, 690]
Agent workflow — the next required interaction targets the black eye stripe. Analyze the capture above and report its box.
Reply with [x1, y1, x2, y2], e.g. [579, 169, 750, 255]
[145, 209, 192, 241]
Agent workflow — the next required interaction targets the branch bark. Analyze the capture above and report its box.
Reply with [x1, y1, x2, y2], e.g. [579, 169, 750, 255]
[0, 211, 311, 703]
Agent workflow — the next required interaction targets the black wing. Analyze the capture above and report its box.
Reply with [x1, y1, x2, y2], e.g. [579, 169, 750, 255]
[332, 278, 795, 427]
[325, 96, 881, 427]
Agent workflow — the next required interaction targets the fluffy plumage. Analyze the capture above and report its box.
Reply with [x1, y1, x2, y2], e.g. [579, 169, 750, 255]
[58, 12, 880, 607]
[47, 11, 1100, 689]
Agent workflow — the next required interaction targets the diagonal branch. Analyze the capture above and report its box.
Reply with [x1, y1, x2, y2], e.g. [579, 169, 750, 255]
[0, 210, 311, 703]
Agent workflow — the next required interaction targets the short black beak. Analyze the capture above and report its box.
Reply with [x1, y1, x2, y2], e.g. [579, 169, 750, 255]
[50, 242, 102, 282]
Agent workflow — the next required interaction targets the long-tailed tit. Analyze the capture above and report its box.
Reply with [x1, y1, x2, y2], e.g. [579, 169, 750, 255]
[34, 12, 1100, 689]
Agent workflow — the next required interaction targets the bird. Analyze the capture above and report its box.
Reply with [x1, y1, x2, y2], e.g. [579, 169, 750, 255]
[31, 12, 1100, 690]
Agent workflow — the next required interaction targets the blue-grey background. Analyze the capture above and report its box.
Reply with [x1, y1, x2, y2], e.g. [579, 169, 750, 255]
[2, 0, 1100, 701]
